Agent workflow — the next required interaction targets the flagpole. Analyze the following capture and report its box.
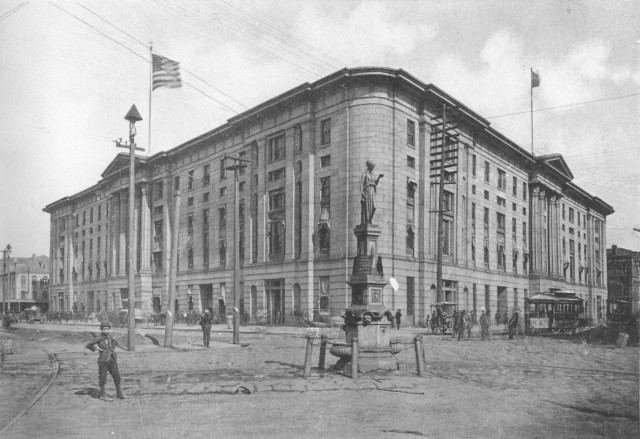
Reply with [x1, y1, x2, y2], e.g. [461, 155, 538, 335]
[148, 43, 153, 155]
[530, 68, 534, 156]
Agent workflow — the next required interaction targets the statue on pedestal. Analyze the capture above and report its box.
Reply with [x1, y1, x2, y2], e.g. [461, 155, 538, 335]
[360, 161, 384, 225]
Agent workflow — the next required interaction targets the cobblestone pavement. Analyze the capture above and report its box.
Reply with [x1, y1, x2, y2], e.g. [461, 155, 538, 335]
[1, 323, 638, 438]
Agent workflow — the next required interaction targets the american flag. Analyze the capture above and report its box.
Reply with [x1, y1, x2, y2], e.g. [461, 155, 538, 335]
[152, 53, 182, 90]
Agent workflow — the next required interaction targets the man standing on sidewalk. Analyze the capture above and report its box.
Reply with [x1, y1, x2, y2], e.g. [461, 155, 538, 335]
[480, 308, 490, 341]
[199, 309, 213, 347]
[85, 321, 127, 401]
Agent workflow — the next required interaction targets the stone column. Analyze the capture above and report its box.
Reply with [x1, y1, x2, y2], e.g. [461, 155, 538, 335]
[140, 184, 152, 273]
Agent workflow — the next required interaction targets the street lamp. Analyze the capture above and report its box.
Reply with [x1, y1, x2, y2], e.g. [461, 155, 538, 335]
[3, 244, 12, 326]
[224, 155, 250, 345]
[115, 105, 143, 351]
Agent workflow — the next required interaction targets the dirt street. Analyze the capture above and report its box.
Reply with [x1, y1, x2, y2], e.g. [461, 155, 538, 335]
[0, 324, 638, 438]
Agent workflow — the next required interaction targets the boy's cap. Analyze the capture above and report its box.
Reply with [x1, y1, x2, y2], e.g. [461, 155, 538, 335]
[100, 321, 112, 329]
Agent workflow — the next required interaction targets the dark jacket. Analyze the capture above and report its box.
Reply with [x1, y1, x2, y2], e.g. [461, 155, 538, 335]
[86, 334, 124, 363]
[199, 313, 213, 328]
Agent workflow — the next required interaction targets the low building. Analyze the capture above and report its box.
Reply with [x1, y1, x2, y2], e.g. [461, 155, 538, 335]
[43, 67, 613, 325]
[1, 254, 49, 314]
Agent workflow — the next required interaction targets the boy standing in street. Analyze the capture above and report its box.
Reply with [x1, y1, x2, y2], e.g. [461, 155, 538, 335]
[85, 321, 127, 401]
[199, 309, 213, 347]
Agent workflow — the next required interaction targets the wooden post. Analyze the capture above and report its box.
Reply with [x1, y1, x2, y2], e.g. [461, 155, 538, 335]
[414, 335, 424, 376]
[303, 335, 314, 377]
[318, 335, 327, 370]
[351, 337, 359, 379]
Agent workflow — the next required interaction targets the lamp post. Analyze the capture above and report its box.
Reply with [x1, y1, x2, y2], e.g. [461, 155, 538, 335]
[3, 244, 12, 326]
[115, 105, 143, 350]
[224, 155, 250, 344]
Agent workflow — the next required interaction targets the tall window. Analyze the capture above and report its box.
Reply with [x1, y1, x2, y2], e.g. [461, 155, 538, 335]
[219, 207, 226, 267]
[187, 214, 194, 268]
[319, 277, 330, 313]
[407, 119, 416, 147]
[497, 169, 506, 190]
[522, 182, 527, 200]
[320, 118, 331, 145]
[154, 180, 164, 200]
[239, 200, 245, 264]
[269, 188, 286, 260]
[293, 124, 303, 154]
[203, 209, 209, 268]
[512, 176, 517, 196]
[522, 221, 527, 246]
[318, 177, 331, 252]
[295, 181, 302, 259]
[472, 154, 476, 177]
[187, 170, 194, 190]
[220, 158, 227, 180]
[497, 213, 505, 233]
[268, 133, 286, 163]
[174, 176, 180, 190]
[484, 161, 490, 183]
[203, 164, 210, 185]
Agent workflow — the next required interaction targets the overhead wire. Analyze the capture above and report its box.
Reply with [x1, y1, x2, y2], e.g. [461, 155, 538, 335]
[0, 1, 27, 22]
[48, 2, 242, 114]
[74, 2, 249, 111]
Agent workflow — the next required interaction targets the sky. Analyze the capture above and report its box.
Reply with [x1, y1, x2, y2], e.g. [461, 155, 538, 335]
[0, 0, 639, 257]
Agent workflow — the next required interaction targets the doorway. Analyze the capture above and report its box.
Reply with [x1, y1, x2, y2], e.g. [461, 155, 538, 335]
[265, 279, 285, 324]
[199, 283, 213, 313]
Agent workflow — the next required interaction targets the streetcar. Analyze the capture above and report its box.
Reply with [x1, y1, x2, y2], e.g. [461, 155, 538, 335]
[525, 289, 586, 335]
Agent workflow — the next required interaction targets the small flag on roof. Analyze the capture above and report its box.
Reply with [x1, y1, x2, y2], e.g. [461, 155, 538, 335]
[531, 69, 540, 88]
[152, 53, 182, 90]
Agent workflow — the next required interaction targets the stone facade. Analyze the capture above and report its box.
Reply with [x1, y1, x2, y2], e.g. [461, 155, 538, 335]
[607, 245, 640, 315]
[43, 68, 613, 325]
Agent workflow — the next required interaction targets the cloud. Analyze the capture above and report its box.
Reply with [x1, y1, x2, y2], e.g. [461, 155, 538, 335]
[295, 1, 437, 66]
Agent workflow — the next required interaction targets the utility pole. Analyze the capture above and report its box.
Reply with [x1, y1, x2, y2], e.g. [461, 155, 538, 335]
[164, 190, 181, 347]
[430, 105, 458, 305]
[224, 155, 250, 345]
[2, 244, 11, 327]
[115, 105, 143, 351]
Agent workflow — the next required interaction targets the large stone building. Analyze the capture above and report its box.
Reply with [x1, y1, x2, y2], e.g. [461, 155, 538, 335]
[43, 67, 613, 325]
[607, 245, 640, 315]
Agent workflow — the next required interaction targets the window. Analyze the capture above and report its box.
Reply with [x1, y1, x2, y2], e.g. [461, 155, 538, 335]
[442, 190, 454, 213]
[174, 176, 180, 190]
[269, 219, 285, 259]
[407, 155, 415, 169]
[203, 164, 210, 185]
[512, 217, 517, 236]
[320, 118, 331, 145]
[293, 124, 303, 153]
[407, 119, 416, 147]
[562, 204, 566, 220]
[268, 133, 286, 163]
[187, 197, 194, 206]
[220, 187, 226, 197]
[442, 218, 453, 256]
[319, 177, 331, 253]
[154, 180, 164, 200]
[512, 202, 517, 212]
[319, 277, 330, 313]
[512, 176, 517, 196]
[268, 168, 286, 182]
[522, 222, 527, 246]
[497, 213, 505, 233]
[203, 209, 209, 268]
[484, 190, 490, 200]
[220, 158, 227, 180]
[154, 205, 163, 216]
[187, 170, 194, 190]
[320, 155, 331, 168]
[497, 244, 505, 269]
[238, 151, 247, 175]
[269, 189, 285, 211]
[497, 196, 506, 207]
[98, 205, 102, 221]
[522, 182, 527, 200]
[497, 169, 506, 190]
[219, 207, 226, 267]
[471, 185, 476, 195]
[484, 161, 490, 183]
[203, 192, 209, 202]
[472, 154, 476, 177]
[90, 208, 94, 224]
[569, 207, 575, 224]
